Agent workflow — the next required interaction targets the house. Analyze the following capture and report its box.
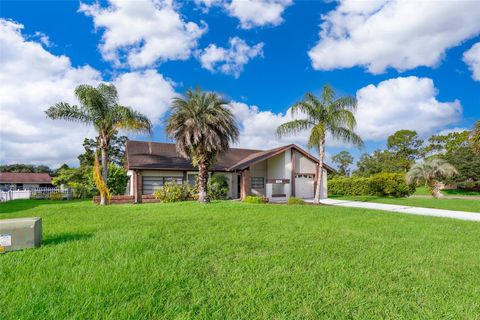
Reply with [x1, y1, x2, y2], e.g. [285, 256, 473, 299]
[125, 140, 334, 203]
[0, 172, 53, 190]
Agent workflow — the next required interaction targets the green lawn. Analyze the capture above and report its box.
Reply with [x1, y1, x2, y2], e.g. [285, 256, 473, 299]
[415, 186, 480, 196]
[334, 195, 480, 212]
[1, 200, 480, 319]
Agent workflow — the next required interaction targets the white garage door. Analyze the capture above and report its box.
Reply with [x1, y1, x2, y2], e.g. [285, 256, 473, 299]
[294, 174, 314, 199]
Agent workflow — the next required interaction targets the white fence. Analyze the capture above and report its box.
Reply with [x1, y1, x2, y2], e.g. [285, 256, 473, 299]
[0, 187, 72, 202]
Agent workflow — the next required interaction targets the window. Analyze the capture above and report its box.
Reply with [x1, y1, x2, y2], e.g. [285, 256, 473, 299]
[187, 173, 198, 186]
[251, 177, 265, 189]
[143, 176, 183, 194]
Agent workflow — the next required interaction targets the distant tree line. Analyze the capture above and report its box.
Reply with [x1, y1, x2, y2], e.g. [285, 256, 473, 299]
[331, 127, 480, 188]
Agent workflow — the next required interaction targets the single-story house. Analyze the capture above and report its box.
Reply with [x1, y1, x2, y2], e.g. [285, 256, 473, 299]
[0, 172, 53, 190]
[125, 141, 334, 202]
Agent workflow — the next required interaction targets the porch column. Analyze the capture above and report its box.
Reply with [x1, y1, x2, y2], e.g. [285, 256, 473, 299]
[134, 170, 143, 204]
[240, 168, 251, 200]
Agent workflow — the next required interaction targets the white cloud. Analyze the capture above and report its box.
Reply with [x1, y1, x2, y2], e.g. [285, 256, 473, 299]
[226, 0, 292, 29]
[309, 0, 480, 73]
[114, 70, 176, 124]
[0, 19, 176, 167]
[198, 37, 264, 78]
[79, 0, 207, 68]
[463, 42, 480, 81]
[355, 77, 462, 140]
[437, 127, 469, 136]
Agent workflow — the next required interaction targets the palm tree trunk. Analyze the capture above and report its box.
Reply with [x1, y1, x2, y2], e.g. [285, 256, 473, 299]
[100, 140, 108, 206]
[314, 139, 325, 204]
[431, 181, 444, 199]
[198, 162, 209, 203]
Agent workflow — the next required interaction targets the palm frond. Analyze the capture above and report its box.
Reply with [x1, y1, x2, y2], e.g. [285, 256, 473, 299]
[329, 126, 364, 148]
[45, 102, 91, 123]
[276, 119, 312, 138]
[113, 105, 153, 135]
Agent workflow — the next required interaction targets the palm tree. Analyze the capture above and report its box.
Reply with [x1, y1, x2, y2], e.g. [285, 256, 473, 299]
[406, 158, 457, 199]
[45, 84, 152, 205]
[469, 120, 480, 155]
[276, 85, 363, 203]
[166, 88, 239, 203]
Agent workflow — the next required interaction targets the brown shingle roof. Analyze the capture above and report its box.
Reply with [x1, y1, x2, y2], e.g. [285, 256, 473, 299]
[125, 140, 334, 172]
[0, 172, 52, 183]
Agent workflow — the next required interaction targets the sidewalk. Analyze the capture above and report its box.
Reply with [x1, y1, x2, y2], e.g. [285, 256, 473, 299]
[316, 198, 480, 222]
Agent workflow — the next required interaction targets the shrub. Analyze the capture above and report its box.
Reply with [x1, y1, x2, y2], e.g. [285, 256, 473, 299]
[32, 192, 46, 200]
[208, 173, 229, 200]
[48, 192, 64, 200]
[243, 196, 269, 204]
[153, 182, 194, 203]
[287, 197, 305, 205]
[328, 173, 414, 197]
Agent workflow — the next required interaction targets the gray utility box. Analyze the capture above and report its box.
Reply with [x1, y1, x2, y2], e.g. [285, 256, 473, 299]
[0, 217, 42, 253]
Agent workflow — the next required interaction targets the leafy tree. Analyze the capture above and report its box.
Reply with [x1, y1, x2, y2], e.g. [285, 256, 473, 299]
[331, 151, 354, 176]
[386, 130, 424, 172]
[45, 83, 152, 205]
[52, 166, 94, 198]
[0, 164, 53, 175]
[425, 131, 469, 157]
[353, 150, 399, 176]
[208, 173, 229, 200]
[407, 158, 457, 198]
[277, 85, 363, 203]
[166, 87, 239, 203]
[469, 120, 480, 156]
[106, 164, 129, 195]
[78, 131, 128, 167]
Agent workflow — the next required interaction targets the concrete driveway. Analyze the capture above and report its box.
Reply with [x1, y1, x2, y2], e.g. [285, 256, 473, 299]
[313, 198, 480, 222]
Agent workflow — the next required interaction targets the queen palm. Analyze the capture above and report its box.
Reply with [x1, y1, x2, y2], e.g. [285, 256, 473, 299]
[166, 88, 239, 203]
[277, 85, 363, 203]
[45, 84, 152, 205]
[406, 158, 457, 198]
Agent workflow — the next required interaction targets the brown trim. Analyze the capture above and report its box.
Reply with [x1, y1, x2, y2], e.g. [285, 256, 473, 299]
[295, 172, 315, 176]
[272, 194, 286, 197]
[291, 150, 295, 197]
[266, 179, 290, 184]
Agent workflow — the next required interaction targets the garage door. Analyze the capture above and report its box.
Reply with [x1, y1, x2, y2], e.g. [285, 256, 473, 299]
[294, 174, 314, 199]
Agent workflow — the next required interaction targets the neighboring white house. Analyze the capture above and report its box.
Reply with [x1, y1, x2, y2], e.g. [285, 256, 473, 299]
[0, 172, 53, 191]
[125, 141, 334, 203]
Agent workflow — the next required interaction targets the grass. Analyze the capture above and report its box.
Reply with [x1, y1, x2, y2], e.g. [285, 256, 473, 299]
[1, 200, 480, 319]
[415, 186, 480, 196]
[333, 195, 480, 213]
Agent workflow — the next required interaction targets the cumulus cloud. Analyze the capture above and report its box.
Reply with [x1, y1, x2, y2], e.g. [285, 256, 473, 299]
[198, 37, 264, 78]
[309, 0, 480, 73]
[226, 0, 292, 29]
[463, 42, 480, 81]
[79, 0, 207, 68]
[0, 19, 175, 167]
[355, 77, 462, 140]
[195, 0, 292, 29]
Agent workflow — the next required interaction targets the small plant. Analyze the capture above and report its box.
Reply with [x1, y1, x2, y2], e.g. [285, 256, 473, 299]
[243, 196, 269, 204]
[154, 182, 194, 203]
[208, 173, 229, 200]
[48, 192, 64, 200]
[32, 192, 46, 200]
[287, 197, 305, 205]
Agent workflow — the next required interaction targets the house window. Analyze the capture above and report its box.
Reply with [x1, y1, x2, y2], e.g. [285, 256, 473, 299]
[187, 173, 198, 186]
[143, 176, 183, 194]
[251, 177, 265, 189]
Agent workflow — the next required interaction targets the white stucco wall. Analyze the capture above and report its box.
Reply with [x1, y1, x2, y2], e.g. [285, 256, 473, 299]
[250, 162, 267, 196]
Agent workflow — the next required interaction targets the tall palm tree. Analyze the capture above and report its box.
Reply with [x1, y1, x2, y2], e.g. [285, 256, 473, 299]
[469, 120, 480, 156]
[406, 158, 457, 199]
[276, 85, 363, 203]
[45, 84, 152, 205]
[166, 87, 239, 203]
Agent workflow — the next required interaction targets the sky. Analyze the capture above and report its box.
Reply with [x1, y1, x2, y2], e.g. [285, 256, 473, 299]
[0, 0, 479, 168]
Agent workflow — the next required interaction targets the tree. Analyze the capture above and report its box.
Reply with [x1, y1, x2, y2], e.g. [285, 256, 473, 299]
[406, 158, 457, 198]
[331, 151, 354, 176]
[166, 87, 239, 203]
[276, 85, 363, 203]
[0, 164, 53, 175]
[45, 83, 152, 205]
[78, 132, 128, 167]
[387, 130, 424, 172]
[353, 150, 399, 176]
[469, 120, 480, 156]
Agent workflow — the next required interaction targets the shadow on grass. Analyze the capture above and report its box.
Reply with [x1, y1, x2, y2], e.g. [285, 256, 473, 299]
[0, 199, 43, 214]
[44, 233, 93, 246]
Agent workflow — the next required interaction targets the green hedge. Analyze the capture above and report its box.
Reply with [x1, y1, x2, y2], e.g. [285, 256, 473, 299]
[329, 173, 415, 197]
[287, 197, 305, 205]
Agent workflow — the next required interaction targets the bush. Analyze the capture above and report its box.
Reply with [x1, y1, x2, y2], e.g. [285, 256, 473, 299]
[208, 173, 229, 200]
[287, 197, 305, 205]
[32, 192, 46, 200]
[329, 173, 415, 197]
[243, 196, 269, 204]
[48, 192, 64, 200]
[153, 182, 194, 203]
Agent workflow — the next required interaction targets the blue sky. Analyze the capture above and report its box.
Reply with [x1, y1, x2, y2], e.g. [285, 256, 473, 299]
[1, 0, 479, 167]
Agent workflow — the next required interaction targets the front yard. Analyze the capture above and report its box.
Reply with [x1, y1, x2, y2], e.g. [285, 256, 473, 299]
[1, 200, 480, 319]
